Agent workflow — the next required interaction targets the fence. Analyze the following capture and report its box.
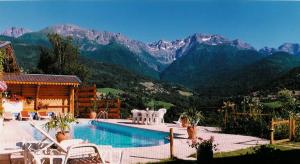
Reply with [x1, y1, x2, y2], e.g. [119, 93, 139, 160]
[270, 117, 299, 144]
[223, 110, 271, 127]
[75, 85, 121, 118]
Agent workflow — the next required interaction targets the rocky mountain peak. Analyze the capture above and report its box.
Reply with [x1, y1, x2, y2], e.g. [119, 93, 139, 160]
[259, 46, 277, 55]
[231, 39, 255, 50]
[1, 27, 31, 38]
[278, 43, 300, 55]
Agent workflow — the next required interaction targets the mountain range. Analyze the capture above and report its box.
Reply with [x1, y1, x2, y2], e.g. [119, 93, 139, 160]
[2, 24, 300, 95]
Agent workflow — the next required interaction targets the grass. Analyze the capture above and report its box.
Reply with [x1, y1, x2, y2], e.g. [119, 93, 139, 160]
[97, 88, 124, 96]
[145, 100, 174, 109]
[178, 90, 193, 97]
[262, 101, 282, 109]
[150, 143, 300, 164]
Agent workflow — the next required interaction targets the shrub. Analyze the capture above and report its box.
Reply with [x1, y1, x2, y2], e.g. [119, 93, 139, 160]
[274, 124, 289, 140]
[294, 121, 300, 142]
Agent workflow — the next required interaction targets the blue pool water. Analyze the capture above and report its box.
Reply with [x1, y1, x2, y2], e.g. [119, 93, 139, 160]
[31, 120, 169, 148]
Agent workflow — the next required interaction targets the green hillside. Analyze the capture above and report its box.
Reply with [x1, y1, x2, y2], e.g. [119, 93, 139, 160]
[160, 44, 264, 91]
[231, 52, 300, 93]
[85, 42, 160, 79]
[267, 66, 300, 91]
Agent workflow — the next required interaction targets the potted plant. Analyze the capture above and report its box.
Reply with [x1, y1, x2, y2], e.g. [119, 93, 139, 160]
[180, 115, 189, 127]
[44, 113, 77, 142]
[189, 136, 218, 163]
[181, 108, 204, 139]
[89, 100, 98, 119]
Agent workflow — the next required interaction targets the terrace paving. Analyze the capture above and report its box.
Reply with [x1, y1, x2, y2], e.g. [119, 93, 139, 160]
[0, 119, 269, 164]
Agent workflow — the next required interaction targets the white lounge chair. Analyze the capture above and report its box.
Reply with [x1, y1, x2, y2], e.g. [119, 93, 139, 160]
[37, 111, 51, 120]
[26, 122, 123, 164]
[24, 122, 106, 164]
[173, 116, 181, 126]
[2, 112, 14, 121]
[19, 111, 31, 120]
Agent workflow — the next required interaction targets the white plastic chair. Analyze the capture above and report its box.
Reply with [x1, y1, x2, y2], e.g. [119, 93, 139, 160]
[131, 109, 140, 124]
[140, 111, 148, 124]
[146, 110, 155, 125]
[152, 111, 161, 125]
[25, 122, 107, 164]
[157, 108, 167, 123]
[64, 144, 105, 164]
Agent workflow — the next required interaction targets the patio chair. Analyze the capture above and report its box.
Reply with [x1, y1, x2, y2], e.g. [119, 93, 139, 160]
[157, 108, 167, 123]
[131, 109, 140, 124]
[37, 111, 51, 120]
[153, 109, 166, 125]
[25, 122, 106, 164]
[146, 110, 155, 125]
[19, 111, 31, 120]
[173, 116, 182, 126]
[140, 111, 148, 124]
[27, 122, 123, 164]
[2, 112, 14, 121]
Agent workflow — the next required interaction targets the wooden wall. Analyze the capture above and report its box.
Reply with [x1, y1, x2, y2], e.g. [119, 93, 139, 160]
[4, 84, 73, 115]
[76, 85, 121, 119]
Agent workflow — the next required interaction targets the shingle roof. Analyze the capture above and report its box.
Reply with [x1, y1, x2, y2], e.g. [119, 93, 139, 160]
[2, 73, 81, 85]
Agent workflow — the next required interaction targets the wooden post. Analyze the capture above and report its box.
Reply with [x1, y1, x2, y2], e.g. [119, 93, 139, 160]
[62, 99, 65, 114]
[34, 85, 40, 111]
[75, 87, 79, 117]
[270, 118, 274, 144]
[224, 109, 227, 128]
[289, 117, 293, 141]
[93, 84, 97, 99]
[170, 128, 174, 159]
[69, 86, 75, 116]
[292, 119, 296, 140]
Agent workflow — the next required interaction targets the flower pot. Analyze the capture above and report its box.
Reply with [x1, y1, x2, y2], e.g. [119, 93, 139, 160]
[56, 132, 70, 142]
[89, 111, 97, 119]
[187, 126, 197, 139]
[181, 117, 189, 127]
[197, 147, 213, 164]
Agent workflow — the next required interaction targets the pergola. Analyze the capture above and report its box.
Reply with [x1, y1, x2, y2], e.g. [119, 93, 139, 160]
[1, 73, 81, 115]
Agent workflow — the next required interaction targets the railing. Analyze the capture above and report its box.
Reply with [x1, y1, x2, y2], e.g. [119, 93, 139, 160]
[270, 117, 299, 144]
[96, 111, 108, 119]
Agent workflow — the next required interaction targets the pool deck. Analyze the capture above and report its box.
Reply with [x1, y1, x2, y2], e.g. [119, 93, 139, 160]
[0, 119, 269, 164]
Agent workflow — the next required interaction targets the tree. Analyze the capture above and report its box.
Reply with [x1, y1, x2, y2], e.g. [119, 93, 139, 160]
[37, 34, 90, 82]
[0, 49, 5, 73]
[277, 89, 298, 117]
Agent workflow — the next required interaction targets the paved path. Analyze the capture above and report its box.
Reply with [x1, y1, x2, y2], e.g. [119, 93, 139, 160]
[0, 119, 269, 164]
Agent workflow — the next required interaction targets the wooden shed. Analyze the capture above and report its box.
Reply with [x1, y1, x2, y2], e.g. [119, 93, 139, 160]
[1, 73, 81, 115]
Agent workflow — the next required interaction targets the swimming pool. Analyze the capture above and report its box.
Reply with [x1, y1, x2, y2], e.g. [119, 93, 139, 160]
[32, 120, 170, 148]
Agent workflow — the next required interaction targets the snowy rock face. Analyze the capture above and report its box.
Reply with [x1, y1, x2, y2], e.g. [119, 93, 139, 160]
[259, 43, 300, 56]
[278, 43, 300, 55]
[1, 27, 32, 38]
[146, 33, 255, 64]
[259, 47, 277, 55]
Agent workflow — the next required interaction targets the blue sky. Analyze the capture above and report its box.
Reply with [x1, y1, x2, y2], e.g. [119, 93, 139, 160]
[1, 0, 300, 48]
